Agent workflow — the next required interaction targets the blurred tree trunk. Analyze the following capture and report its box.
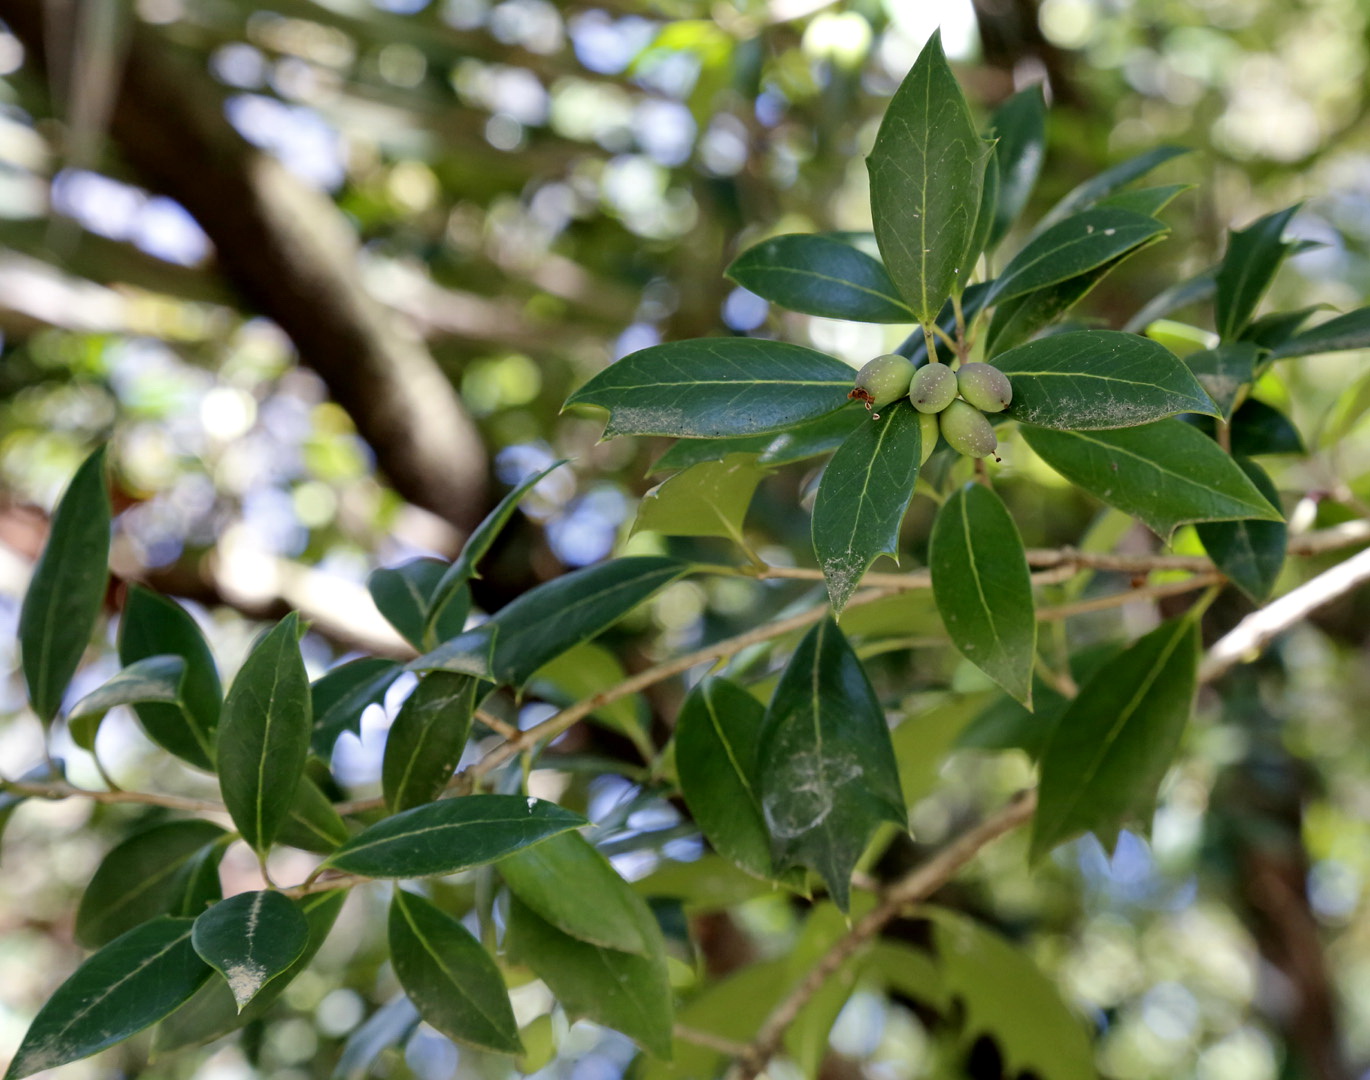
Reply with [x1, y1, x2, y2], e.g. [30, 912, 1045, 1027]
[0, 0, 489, 533]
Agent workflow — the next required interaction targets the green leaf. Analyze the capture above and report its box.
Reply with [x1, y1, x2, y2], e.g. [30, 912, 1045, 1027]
[118, 587, 221, 771]
[1021, 421, 1283, 538]
[926, 909, 1097, 1080]
[995, 329, 1217, 429]
[382, 672, 479, 812]
[649, 433, 776, 474]
[930, 484, 1036, 705]
[784, 903, 868, 1078]
[507, 895, 673, 1059]
[1184, 342, 1259, 419]
[311, 657, 403, 758]
[812, 402, 923, 612]
[987, 208, 1168, 306]
[172, 835, 230, 918]
[500, 830, 657, 956]
[676, 678, 774, 881]
[423, 461, 565, 643]
[1036, 145, 1187, 232]
[5, 917, 211, 1080]
[488, 556, 690, 687]
[1196, 458, 1286, 603]
[757, 618, 905, 910]
[277, 775, 351, 853]
[1033, 615, 1200, 859]
[725, 233, 914, 322]
[407, 625, 497, 679]
[68, 654, 185, 752]
[152, 890, 345, 1053]
[1123, 269, 1216, 333]
[957, 682, 1066, 759]
[966, 141, 1000, 270]
[1096, 182, 1191, 216]
[1240, 306, 1322, 350]
[566, 338, 856, 439]
[985, 85, 1046, 248]
[529, 642, 649, 748]
[1271, 306, 1370, 359]
[192, 890, 309, 1011]
[633, 453, 769, 545]
[75, 819, 228, 948]
[19, 445, 110, 724]
[217, 613, 312, 855]
[1188, 399, 1305, 456]
[368, 559, 453, 651]
[1215, 204, 1299, 340]
[868, 30, 986, 324]
[388, 889, 522, 1054]
[325, 794, 585, 878]
[758, 408, 868, 465]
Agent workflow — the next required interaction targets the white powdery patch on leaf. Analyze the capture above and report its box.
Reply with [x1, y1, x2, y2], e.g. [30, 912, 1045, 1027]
[226, 961, 269, 1010]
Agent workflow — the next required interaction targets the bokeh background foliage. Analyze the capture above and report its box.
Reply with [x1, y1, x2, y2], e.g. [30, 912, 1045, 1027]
[4, 0, 1370, 1078]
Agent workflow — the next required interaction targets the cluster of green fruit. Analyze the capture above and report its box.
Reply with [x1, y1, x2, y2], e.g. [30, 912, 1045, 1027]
[848, 354, 1012, 460]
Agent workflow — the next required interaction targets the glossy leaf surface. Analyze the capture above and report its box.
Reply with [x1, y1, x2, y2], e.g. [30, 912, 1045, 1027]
[1022, 421, 1283, 537]
[488, 556, 690, 687]
[118, 587, 221, 769]
[6, 917, 210, 1080]
[868, 30, 985, 323]
[1215, 204, 1299, 340]
[192, 890, 309, 1010]
[19, 445, 110, 724]
[368, 558, 454, 651]
[995, 329, 1217, 429]
[310, 657, 403, 757]
[929, 484, 1036, 705]
[68, 654, 185, 752]
[757, 618, 905, 910]
[726, 233, 913, 322]
[565, 338, 856, 439]
[217, 613, 312, 854]
[812, 403, 923, 612]
[278, 774, 351, 853]
[389, 889, 522, 1053]
[326, 794, 585, 878]
[1196, 458, 1286, 602]
[382, 672, 479, 812]
[1272, 306, 1370, 358]
[1033, 615, 1199, 859]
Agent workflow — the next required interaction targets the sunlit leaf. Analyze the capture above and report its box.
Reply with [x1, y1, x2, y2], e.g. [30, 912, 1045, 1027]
[633, 453, 769, 545]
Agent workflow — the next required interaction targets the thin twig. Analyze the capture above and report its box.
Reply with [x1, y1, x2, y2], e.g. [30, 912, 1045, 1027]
[674, 1024, 752, 1057]
[1037, 573, 1225, 621]
[727, 789, 1040, 1080]
[0, 779, 225, 815]
[475, 708, 521, 741]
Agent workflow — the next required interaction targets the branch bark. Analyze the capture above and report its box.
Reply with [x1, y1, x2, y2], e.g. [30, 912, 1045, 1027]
[0, 0, 489, 532]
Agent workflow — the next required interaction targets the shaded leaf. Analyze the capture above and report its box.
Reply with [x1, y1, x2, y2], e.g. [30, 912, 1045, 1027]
[118, 587, 221, 771]
[633, 453, 768, 545]
[927, 909, 1096, 1080]
[171, 835, 230, 918]
[956, 682, 1066, 760]
[565, 338, 855, 439]
[813, 402, 923, 612]
[407, 625, 497, 680]
[5, 917, 211, 1080]
[676, 678, 774, 880]
[488, 556, 690, 687]
[986, 85, 1047, 248]
[1185, 342, 1259, 419]
[1033, 615, 1199, 859]
[389, 889, 522, 1054]
[930, 484, 1036, 705]
[192, 890, 309, 1010]
[995, 329, 1217, 429]
[1122, 269, 1216, 333]
[1240, 305, 1322, 350]
[507, 896, 673, 1059]
[153, 890, 345, 1053]
[987, 208, 1168, 306]
[277, 775, 351, 853]
[529, 642, 649, 748]
[368, 559, 452, 651]
[726, 233, 913, 322]
[1196, 458, 1286, 603]
[217, 613, 312, 855]
[1272, 305, 1370, 359]
[758, 407, 869, 465]
[1096, 182, 1190, 216]
[332, 993, 421, 1080]
[500, 830, 656, 956]
[1215, 205, 1299, 340]
[0, 760, 64, 865]
[1021, 421, 1283, 538]
[868, 30, 986, 323]
[75, 819, 228, 948]
[325, 794, 585, 878]
[757, 618, 905, 910]
[68, 654, 185, 752]
[1187, 399, 1305, 456]
[382, 672, 479, 812]
[19, 445, 110, 724]
[966, 140, 1000, 270]
[311, 657, 403, 758]
[1037, 145, 1187, 232]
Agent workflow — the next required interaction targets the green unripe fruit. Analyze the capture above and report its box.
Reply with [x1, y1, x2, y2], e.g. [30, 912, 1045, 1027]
[909, 362, 958, 414]
[939, 399, 998, 459]
[955, 363, 1013, 413]
[849, 353, 915, 409]
[918, 410, 938, 465]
